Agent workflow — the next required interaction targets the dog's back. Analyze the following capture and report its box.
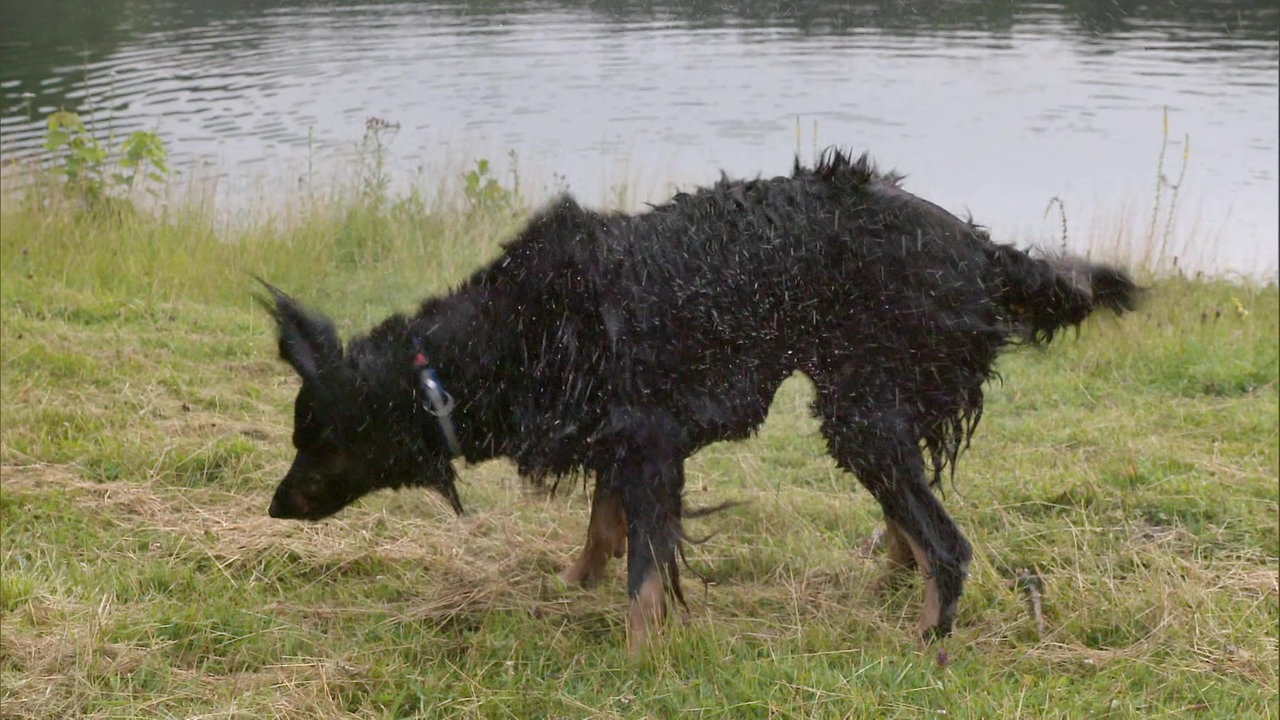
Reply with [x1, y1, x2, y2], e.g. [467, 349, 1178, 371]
[470, 150, 1132, 468]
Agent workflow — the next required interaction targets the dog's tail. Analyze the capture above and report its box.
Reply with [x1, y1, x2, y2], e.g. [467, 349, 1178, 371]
[986, 244, 1140, 344]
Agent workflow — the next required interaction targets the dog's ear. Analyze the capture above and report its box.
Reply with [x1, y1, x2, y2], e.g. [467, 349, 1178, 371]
[255, 280, 342, 381]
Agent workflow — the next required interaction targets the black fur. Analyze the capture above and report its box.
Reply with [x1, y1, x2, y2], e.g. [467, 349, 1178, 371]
[262, 149, 1136, 639]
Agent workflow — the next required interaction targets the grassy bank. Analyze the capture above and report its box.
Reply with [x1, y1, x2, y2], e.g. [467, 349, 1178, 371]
[1, 168, 1276, 719]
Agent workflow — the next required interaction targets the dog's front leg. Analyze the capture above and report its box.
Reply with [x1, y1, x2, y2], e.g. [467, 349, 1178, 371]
[593, 406, 687, 654]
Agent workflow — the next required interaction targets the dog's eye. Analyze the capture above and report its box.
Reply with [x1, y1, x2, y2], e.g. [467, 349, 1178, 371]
[293, 430, 340, 459]
[312, 439, 342, 460]
[293, 405, 346, 449]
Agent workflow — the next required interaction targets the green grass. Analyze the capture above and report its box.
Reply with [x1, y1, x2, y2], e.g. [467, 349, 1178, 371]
[1, 166, 1276, 719]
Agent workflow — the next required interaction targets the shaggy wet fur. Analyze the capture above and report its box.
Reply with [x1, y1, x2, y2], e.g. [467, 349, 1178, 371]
[262, 149, 1137, 647]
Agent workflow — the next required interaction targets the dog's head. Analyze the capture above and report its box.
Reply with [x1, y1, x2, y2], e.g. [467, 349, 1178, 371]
[259, 284, 463, 521]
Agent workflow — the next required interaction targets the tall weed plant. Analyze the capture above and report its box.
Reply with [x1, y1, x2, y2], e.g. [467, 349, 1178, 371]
[39, 109, 169, 214]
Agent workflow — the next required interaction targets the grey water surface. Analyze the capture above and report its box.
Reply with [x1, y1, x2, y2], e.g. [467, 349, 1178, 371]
[1, 1, 1276, 276]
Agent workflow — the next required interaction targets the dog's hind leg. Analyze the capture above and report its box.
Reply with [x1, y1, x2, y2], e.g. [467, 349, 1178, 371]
[593, 406, 687, 654]
[560, 480, 627, 586]
[870, 518, 919, 594]
[817, 400, 972, 639]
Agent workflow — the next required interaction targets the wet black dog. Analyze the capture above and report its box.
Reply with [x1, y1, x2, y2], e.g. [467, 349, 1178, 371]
[261, 150, 1136, 649]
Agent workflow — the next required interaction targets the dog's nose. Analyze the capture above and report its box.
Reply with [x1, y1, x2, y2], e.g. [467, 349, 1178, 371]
[268, 496, 284, 518]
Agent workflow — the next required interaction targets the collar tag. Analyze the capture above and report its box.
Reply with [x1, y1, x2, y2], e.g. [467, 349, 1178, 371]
[417, 365, 461, 457]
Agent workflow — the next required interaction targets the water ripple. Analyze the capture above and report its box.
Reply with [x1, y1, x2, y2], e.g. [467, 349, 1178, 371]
[0, 2, 1275, 276]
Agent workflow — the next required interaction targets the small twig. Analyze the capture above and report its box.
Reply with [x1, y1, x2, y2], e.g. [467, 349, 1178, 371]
[1043, 196, 1068, 253]
[1159, 132, 1190, 264]
[1145, 106, 1170, 253]
[858, 526, 886, 558]
[1014, 568, 1046, 638]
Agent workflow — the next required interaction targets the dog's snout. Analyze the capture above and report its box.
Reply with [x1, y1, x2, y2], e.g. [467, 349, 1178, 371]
[267, 484, 320, 520]
[267, 486, 304, 519]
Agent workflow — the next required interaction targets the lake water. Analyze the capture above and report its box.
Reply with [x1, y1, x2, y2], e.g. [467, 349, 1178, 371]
[1, 1, 1276, 277]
